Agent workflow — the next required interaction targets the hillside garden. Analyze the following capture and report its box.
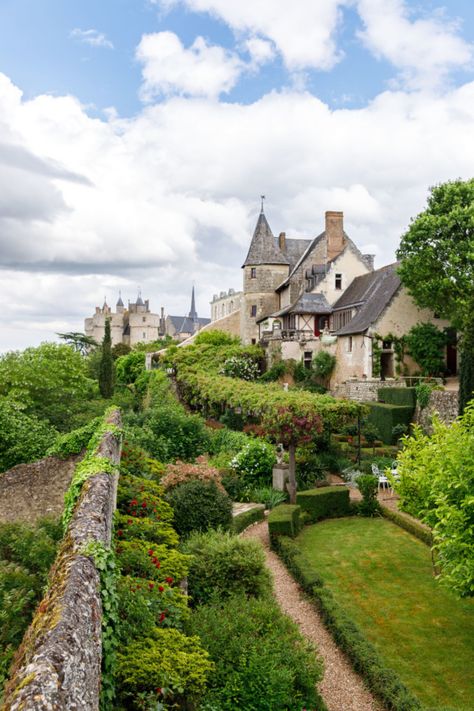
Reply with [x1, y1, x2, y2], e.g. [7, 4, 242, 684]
[0, 331, 473, 710]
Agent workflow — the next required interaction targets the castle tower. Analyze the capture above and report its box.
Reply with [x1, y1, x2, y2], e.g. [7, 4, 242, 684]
[116, 292, 124, 314]
[241, 204, 290, 344]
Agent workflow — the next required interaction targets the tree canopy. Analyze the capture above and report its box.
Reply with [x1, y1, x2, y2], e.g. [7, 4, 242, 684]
[397, 178, 474, 328]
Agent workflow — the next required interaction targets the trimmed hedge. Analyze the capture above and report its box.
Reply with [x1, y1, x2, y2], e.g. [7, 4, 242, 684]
[380, 506, 433, 547]
[378, 387, 416, 408]
[268, 505, 301, 539]
[273, 535, 425, 711]
[366, 402, 413, 444]
[233, 505, 265, 534]
[296, 487, 351, 523]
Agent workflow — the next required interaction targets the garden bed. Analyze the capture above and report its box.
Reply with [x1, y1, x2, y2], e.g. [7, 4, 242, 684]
[290, 517, 474, 710]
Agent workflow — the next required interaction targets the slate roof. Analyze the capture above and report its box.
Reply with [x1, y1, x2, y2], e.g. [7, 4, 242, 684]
[333, 263, 401, 335]
[242, 212, 289, 267]
[116, 293, 124, 307]
[275, 232, 326, 291]
[284, 238, 312, 270]
[259, 292, 332, 321]
[168, 315, 211, 333]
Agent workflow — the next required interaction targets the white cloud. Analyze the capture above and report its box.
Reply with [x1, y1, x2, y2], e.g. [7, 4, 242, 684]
[154, 0, 473, 87]
[357, 0, 473, 88]
[70, 28, 114, 50]
[243, 37, 275, 67]
[155, 0, 346, 70]
[136, 31, 244, 99]
[2, 68, 474, 350]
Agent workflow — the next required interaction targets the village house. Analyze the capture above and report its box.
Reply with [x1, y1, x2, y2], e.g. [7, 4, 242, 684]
[235, 207, 453, 386]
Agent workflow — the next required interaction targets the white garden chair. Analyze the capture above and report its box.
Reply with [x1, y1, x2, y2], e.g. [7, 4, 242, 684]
[372, 463, 390, 495]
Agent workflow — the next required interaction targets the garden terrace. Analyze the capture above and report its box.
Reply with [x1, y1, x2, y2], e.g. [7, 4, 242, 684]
[2, 408, 122, 710]
[282, 517, 474, 710]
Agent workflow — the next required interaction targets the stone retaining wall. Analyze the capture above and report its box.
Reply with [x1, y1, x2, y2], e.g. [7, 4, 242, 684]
[334, 378, 407, 402]
[2, 410, 121, 711]
[415, 390, 459, 432]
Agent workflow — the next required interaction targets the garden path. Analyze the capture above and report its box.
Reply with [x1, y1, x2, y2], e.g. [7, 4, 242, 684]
[242, 520, 382, 711]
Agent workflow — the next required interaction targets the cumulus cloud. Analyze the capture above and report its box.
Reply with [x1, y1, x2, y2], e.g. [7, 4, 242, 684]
[137, 32, 244, 99]
[1, 64, 474, 349]
[155, 0, 346, 70]
[154, 0, 473, 87]
[70, 28, 114, 49]
[357, 0, 473, 88]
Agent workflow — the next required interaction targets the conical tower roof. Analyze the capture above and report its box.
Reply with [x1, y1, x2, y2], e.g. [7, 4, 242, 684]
[242, 211, 289, 267]
[116, 291, 124, 307]
[189, 286, 198, 321]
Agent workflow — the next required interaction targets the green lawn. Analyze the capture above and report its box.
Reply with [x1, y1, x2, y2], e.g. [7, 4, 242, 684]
[296, 517, 474, 710]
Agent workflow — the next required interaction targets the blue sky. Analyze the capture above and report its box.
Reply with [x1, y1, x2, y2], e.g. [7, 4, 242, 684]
[0, 0, 474, 349]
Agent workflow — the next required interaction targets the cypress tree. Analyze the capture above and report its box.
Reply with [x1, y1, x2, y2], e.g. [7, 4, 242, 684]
[459, 306, 474, 415]
[99, 318, 114, 398]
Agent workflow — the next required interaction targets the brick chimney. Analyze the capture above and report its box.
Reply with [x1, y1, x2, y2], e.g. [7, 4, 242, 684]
[325, 211, 344, 262]
[278, 232, 286, 251]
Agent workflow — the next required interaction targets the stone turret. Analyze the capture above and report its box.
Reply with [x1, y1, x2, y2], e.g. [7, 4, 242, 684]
[241, 208, 290, 344]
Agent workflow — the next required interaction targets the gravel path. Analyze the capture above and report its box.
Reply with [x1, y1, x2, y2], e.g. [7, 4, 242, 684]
[242, 520, 382, 711]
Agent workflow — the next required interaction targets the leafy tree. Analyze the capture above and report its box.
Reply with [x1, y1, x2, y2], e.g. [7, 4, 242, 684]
[57, 331, 98, 355]
[0, 343, 94, 431]
[397, 179, 474, 411]
[459, 299, 474, 414]
[99, 319, 114, 399]
[111, 343, 131, 360]
[115, 351, 146, 385]
[0, 398, 57, 471]
[404, 323, 447, 376]
[396, 403, 474, 596]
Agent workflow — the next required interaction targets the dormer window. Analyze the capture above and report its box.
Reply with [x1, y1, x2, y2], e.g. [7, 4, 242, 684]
[250, 267, 257, 279]
[335, 273, 342, 290]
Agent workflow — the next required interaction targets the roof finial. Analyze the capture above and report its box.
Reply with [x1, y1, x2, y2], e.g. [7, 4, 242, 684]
[260, 195, 266, 214]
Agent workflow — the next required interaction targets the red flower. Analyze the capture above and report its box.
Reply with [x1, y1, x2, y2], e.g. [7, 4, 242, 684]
[117, 530, 123, 537]
[127, 519, 133, 525]
[165, 577, 173, 584]
[158, 586, 164, 592]
[141, 502, 147, 509]
[159, 612, 166, 622]
[155, 562, 161, 568]
[148, 549, 154, 556]
[156, 688, 162, 695]
[149, 583, 155, 590]
[130, 499, 138, 506]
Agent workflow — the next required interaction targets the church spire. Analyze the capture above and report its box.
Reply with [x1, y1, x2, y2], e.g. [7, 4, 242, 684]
[242, 202, 289, 268]
[189, 285, 198, 321]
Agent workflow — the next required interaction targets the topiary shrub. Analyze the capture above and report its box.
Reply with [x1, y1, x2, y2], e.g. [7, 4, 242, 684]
[187, 595, 325, 711]
[296, 487, 351, 522]
[230, 440, 276, 486]
[115, 539, 192, 583]
[356, 474, 380, 516]
[165, 480, 233, 538]
[268, 504, 301, 540]
[181, 529, 272, 606]
[116, 628, 213, 710]
[115, 513, 179, 548]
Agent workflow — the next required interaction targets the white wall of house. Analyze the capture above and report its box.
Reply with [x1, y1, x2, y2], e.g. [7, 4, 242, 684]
[311, 246, 370, 306]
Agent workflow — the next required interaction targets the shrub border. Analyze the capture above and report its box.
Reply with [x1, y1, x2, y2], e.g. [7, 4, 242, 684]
[380, 506, 433, 547]
[232, 505, 265, 534]
[272, 535, 427, 711]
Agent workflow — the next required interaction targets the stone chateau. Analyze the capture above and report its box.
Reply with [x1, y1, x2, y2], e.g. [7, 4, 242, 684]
[207, 207, 454, 386]
[85, 287, 210, 346]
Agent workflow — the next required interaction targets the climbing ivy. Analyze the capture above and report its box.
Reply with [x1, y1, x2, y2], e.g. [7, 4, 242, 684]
[61, 409, 122, 532]
[82, 540, 120, 710]
[372, 333, 406, 377]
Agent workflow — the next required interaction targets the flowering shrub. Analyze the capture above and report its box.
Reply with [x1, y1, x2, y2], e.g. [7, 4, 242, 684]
[230, 440, 276, 485]
[165, 480, 233, 538]
[220, 355, 260, 381]
[182, 530, 272, 606]
[117, 575, 190, 639]
[160, 457, 225, 492]
[120, 441, 165, 481]
[117, 473, 165, 502]
[116, 628, 213, 709]
[115, 513, 179, 548]
[115, 539, 192, 583]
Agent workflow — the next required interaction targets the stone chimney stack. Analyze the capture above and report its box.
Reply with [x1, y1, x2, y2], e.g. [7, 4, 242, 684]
[278, 232, 286, 251]
[325, 211, 345, 262]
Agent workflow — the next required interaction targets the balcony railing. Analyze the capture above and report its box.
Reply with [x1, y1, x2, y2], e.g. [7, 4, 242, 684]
[261, 328, 316, 342]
